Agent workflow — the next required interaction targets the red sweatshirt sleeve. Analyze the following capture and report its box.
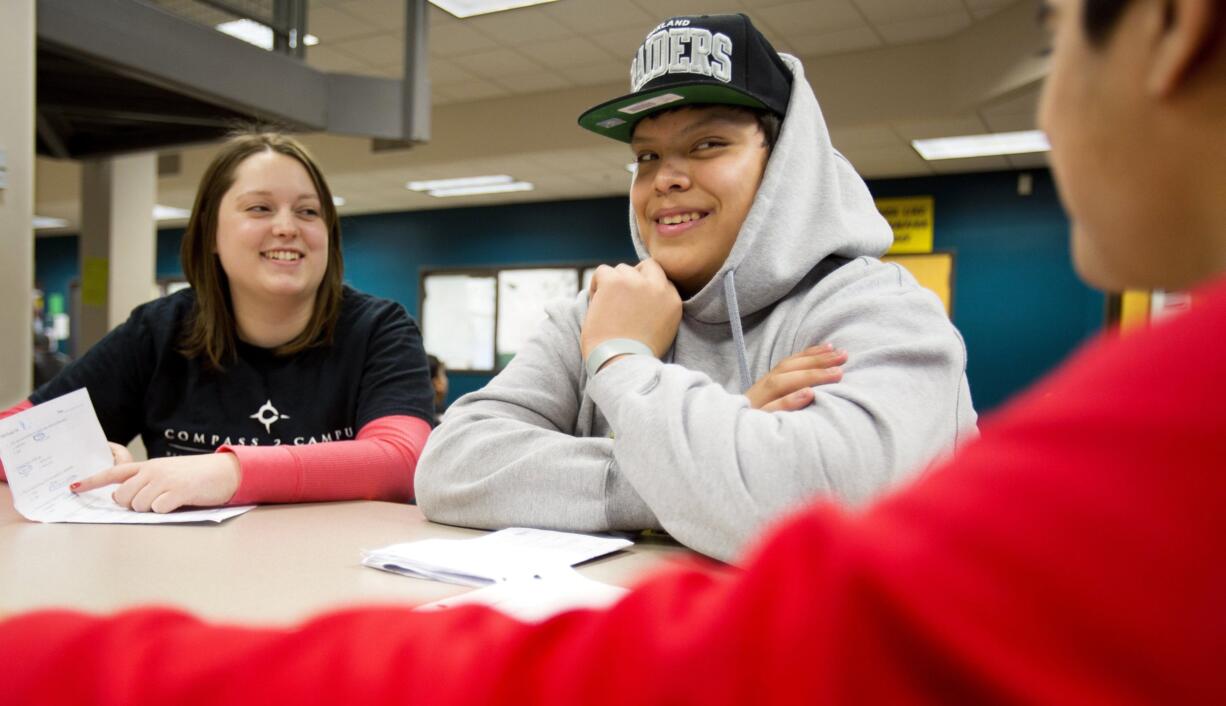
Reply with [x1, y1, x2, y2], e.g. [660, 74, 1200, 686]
[2, 283, 1225, 705]
[0, 399, 34, 482]
[220, 415, 431, 505]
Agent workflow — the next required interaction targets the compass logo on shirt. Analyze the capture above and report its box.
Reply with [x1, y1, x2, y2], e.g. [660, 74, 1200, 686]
[250, 400, 290, 434]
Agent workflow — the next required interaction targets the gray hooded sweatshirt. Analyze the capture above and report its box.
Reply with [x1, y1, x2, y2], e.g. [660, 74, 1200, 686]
[416, 55, 977, 562]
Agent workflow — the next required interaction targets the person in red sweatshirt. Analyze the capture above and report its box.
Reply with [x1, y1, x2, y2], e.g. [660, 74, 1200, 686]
[1, 0, 1223, 702]
[0, 132, 435, 511]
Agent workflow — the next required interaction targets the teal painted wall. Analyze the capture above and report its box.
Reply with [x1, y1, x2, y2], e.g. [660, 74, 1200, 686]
[36, 169, 1103, 413]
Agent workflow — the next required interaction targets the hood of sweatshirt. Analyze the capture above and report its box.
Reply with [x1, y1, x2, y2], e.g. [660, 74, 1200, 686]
[627, 54, 894, 326]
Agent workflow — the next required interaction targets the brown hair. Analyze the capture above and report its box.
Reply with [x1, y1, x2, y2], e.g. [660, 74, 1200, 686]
[179, 131, 344, 370]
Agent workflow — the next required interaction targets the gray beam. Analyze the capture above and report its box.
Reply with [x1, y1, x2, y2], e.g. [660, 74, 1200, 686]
[402, 0, 430, 144]
[37, 0, 328, 129]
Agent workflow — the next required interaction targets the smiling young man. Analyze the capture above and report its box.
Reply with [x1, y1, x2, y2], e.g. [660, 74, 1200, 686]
[415, 14, 978, 561]
[1, 0, 1225, 702]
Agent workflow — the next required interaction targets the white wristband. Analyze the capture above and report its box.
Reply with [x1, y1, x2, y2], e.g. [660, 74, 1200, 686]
[586, 338, 654, 377]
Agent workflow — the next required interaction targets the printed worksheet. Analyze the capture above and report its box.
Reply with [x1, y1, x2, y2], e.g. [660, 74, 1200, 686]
[363, 527, 633, 586]
[0, 388, 254, 524]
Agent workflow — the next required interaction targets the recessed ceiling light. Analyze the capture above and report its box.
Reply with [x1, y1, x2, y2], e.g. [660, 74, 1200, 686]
[153, 205, 191, 221]
[33, 216, 69, 230]
[625, 163, 637, 173]
[912, 130, 1050, 160]
[332, 195, 346, 206]
[215, 19, 319, 51]
[428, 182, 534, 198]
[407, 175, 514, 192]
[429, 0, 559, 19]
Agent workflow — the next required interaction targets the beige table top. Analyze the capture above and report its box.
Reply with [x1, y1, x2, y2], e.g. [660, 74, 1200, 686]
[0, 485, 692, 625]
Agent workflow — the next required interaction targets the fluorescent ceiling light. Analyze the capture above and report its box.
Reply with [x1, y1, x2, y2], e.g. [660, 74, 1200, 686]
[428, 182, 534, 198]
[332, 195, 346, 206]
[912, 130, 1050, 160]
[33, 216, 69, 230]
[215, 19, 318, 50]
[430, 0, 558, 19]
[154, 205, 191, 221]
[407, 175, 513, 192]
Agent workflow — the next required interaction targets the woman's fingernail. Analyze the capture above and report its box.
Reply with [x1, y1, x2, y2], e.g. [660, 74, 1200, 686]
[829, 367, 843, 376]
[69, 482, 81, 491]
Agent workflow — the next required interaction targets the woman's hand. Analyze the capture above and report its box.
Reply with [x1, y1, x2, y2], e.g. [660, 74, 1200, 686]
[746, 344, 848, 412]
[71, 452, 242, 513]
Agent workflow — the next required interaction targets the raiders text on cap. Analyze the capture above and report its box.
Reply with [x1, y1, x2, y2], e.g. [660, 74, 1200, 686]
[630, 27, 733, 92]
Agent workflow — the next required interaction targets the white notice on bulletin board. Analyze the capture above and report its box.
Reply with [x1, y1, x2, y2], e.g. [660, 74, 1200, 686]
[423, 274, 496, 371]
[496, 269, 579, 367]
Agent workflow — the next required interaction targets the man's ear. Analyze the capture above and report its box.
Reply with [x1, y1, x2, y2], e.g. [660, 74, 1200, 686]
[1148, 0, 1220, 96]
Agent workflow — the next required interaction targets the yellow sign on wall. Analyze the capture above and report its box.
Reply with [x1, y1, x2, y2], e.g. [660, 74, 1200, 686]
[882, 252, 953, 316]
[81, 257, 109, 308]
[875, 196, 934, 254]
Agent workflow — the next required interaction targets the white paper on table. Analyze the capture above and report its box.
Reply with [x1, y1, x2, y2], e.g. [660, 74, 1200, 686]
[0, 388, 254, 524]
[362, 527, 633, 586]
[416, 566, 628, 622]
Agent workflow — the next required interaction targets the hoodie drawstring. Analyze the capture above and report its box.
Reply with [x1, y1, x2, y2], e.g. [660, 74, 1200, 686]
[723, 270, 753, 393]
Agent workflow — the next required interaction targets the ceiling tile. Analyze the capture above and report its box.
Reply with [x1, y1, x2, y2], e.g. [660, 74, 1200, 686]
[429, 56, 479, 84]
[788, 26, 881, 57]
[589, 27, 652, 59]
[462, 7, 574, 44]
[451, 48, 546, 78]
[305, 44, 370, 73]
[753, 0, 867, 36]
[1005, 153, 1050, 169]
[429, 21, 501, 56]
[432, 78, 513, 102]
[893, 115, 988, 140]
[629, 0, 754, 20]
[517, 36, 616, 67]
[838, 143, 934, 178]
[852, 0, 964, 23]
[980, 111, 1038, 132]
[428, 6, 456, 25]
[307, 5, 382, 43]
[332, 0, 404, 28]
[491, 69, 574, 94]
[829, 124, 902, 149]
[876, 10, 971, 44]
[543, 0, 655, 32]
[556, 60, 629, 87]
[965, 0, 1019, 20]
[331, 32, 405, 65]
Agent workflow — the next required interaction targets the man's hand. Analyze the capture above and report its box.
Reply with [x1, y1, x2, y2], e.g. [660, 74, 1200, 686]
[581, 259, 683, 363]
[746, 344, 848, 412]
[70, 452, 242, 513]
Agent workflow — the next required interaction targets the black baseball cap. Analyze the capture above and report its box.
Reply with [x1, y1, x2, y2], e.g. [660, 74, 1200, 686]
[578, 13, 792, 143]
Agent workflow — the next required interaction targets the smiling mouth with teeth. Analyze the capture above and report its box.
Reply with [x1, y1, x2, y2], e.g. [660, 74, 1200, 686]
[262, 251, 303, 261]
[657, 211, 706, 225]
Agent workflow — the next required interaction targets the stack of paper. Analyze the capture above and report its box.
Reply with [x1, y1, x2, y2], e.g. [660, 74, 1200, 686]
[0, 388, 254, 524]
[362, 527, 632, 586]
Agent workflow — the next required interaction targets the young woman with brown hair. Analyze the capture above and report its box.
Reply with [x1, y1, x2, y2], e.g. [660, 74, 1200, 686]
[0, 131, 435, 511]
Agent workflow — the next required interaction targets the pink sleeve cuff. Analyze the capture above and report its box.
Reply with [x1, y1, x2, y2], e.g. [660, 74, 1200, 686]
[221, 415, 432, 506]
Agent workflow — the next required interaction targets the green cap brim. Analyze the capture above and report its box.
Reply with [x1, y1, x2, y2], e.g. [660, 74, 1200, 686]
[577, 83, 769, 143]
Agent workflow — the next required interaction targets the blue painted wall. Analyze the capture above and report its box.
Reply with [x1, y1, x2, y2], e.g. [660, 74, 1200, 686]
[35, 169, 1103, 413]
[869, 169, 1105, 412]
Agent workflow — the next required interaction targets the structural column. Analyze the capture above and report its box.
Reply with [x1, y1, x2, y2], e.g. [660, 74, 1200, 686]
[78, 153, 158, 351]
[0, 0, 36, 406]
